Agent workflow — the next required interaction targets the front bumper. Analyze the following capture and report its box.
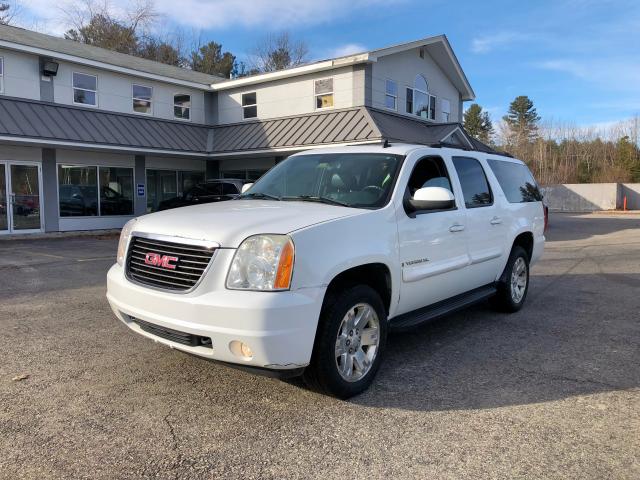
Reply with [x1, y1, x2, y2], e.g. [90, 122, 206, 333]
[106, 255, 326, 371]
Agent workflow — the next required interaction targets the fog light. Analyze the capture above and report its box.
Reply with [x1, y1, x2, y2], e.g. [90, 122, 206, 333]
[229, 340, 253, 360]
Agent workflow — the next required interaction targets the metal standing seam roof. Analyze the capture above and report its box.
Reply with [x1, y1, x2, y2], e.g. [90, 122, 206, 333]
[0, 96, 498, 156]
[0, 96, 210, 153]
[209, 107, 381, 153]
[0, 24, 223, 86]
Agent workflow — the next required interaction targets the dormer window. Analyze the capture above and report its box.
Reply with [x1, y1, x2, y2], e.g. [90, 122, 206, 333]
[132, 84, 152, 114]
[73, 72, 97, 106]
[406, 74, 436, 121]
[314, 78, 334, 109]
[242, 92, 257, 119]
[174, 94, 191, 120]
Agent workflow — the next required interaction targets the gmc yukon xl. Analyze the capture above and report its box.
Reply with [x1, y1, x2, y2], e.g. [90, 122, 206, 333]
[107, 144, 545, 398]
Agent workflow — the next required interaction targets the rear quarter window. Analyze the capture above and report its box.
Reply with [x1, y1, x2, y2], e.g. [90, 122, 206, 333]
[487, 160, 543, 203]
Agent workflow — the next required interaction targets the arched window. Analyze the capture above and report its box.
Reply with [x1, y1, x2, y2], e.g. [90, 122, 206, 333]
[413, 75, 429, 119]
[405, 74, 436, 121]
[414, 74, 428, 93]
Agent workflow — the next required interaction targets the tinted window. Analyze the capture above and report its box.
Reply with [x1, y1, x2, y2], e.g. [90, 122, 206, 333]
[452, 157, 493, 208]
[488, 160, 543, 203]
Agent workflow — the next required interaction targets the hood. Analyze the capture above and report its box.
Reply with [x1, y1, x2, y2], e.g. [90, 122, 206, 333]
[133, 200, 364, 248]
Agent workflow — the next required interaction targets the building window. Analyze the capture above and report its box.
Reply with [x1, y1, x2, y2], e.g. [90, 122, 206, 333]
[0, 57, 4, 93]
[58, 165, 134, 217]
[314, 78, 334, 109]
[146, 169, 205, 212]
[58, 165, 98, 217]
[242, 92, 257, 119]
[385, 79, 397, 110]
[132, 84, 152, 114]
[406, 75, 436, 121]
[173, 94, 191, 120]
[441, 98, 451, 122]
[99, 167, 133, 215]
[72, 72, 97, 106]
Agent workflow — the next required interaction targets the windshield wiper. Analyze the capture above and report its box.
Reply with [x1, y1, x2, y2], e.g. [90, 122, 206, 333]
[238, 192, 281, 201]
[281, 195, 350, 207]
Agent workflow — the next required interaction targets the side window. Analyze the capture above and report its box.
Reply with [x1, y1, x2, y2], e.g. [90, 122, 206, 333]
[73, 72, 98, 106]
[242, 92, 257, 119]
[452, 156, 493, 208]
[487, 160, 543, 203]
[406, 156, 453, 198]
[132, 84, 153, 114]
[314, 78, 334, 109]
[174, 94, 191, 120]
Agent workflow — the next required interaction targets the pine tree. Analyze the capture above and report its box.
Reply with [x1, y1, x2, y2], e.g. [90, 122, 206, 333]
[463, 104, 494, 144]
[503, 95, 541, 144]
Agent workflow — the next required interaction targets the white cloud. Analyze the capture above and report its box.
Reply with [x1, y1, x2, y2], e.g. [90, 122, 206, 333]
[21, 0, 406, 32]
[326, 43, 367, 58]
[533, 58, 640, 92]
[470, 32, 526, 54]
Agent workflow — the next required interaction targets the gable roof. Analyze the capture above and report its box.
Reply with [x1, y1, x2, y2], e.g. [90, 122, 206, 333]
[0, 24, 223, 88]
[211, 35, 474, 100]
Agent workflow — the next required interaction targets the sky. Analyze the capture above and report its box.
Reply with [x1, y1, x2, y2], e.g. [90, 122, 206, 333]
[13, 0, 640, 127]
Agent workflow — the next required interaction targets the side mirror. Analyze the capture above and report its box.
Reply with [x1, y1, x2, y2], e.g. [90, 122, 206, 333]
[408, 187, 455, 212]
[241, 183, 253, 194]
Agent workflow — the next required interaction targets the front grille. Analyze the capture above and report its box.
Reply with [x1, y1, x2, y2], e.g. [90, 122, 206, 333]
[134, 318, 212, 348]
[126, 236, 216, 291]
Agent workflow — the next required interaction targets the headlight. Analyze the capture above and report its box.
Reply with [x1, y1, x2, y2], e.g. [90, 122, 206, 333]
[226, 235, 294, 291]
[116, 218, 137, 266]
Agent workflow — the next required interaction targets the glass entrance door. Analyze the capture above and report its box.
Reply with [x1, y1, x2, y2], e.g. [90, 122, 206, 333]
[1, 163, 42, 233]
[0, 164, 7, 232]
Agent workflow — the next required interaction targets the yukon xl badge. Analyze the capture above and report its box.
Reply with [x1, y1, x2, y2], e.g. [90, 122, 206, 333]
[403, 258, 430, 267]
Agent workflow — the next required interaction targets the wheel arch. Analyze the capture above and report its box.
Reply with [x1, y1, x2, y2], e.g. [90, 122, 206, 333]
[323, 262, 393, 316]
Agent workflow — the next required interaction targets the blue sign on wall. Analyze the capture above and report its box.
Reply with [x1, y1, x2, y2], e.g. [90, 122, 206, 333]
[137, 184, 145, 197]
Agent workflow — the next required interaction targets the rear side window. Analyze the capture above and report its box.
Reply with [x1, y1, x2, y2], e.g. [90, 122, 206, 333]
[488, 160, 543, 203]
[452, 157, 493, 208]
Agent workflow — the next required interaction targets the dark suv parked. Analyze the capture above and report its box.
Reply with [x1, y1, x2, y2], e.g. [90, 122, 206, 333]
[158, 179, 250, 211]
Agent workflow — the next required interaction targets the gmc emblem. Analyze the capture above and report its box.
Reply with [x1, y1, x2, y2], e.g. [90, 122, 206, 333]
[144, 252, 179, 270]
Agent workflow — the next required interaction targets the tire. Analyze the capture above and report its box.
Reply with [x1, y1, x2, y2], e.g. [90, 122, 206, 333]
[490, 246, 530, 313]
[303, 285, 387, 399]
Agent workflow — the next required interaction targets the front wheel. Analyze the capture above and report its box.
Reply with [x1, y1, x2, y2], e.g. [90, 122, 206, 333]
[490, 246, 530, 312]
[303, 285, 387, 398]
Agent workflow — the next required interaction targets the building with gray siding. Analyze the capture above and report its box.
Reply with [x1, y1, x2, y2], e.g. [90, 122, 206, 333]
[0, 24, 482, 234]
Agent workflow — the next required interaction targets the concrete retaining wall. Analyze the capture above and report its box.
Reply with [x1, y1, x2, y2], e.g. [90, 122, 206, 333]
[542, 183, 640, 212]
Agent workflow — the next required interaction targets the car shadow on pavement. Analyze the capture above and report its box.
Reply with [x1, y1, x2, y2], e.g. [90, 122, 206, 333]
[350, 273, 639, 411]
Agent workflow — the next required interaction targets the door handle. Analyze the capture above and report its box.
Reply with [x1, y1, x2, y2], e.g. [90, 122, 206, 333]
[449, 224, 465, 233]
[490, 216, 502, 225]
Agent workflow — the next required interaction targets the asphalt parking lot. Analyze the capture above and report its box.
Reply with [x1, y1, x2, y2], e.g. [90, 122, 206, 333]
[1, 214, 638, 479]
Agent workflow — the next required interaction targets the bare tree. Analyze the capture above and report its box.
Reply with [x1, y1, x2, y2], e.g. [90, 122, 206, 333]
[0, 0, 21, 25]
[62, 0, 157, 54]
[251, 32, 309, 72]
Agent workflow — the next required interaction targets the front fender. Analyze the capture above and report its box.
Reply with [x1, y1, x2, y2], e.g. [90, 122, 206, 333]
[290, 207, 401, 316]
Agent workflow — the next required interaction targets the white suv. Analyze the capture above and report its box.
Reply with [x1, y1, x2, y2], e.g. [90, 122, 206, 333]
[107, 144, 545, 398]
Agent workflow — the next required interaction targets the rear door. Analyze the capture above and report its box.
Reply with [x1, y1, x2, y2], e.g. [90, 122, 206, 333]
[451, 156, 506, 286]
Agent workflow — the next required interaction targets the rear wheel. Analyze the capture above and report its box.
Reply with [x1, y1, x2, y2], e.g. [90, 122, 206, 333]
[303, 285, 387, 398]
[490, 246, 530, 312]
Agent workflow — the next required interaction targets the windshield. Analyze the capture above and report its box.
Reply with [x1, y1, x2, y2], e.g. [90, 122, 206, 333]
[241, 153, 402, 208]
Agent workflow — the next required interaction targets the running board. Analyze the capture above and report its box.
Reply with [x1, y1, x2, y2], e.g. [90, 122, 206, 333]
[390, 284, 497, 331]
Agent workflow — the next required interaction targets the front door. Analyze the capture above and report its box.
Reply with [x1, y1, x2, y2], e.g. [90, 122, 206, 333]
[395, 155, 471, 315]
[0, 163, 43, 234]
